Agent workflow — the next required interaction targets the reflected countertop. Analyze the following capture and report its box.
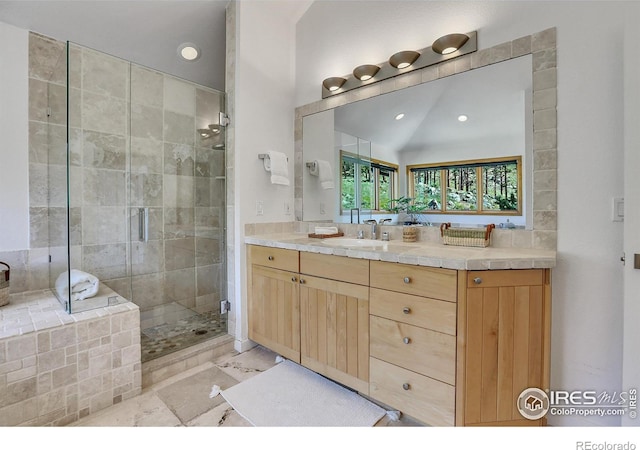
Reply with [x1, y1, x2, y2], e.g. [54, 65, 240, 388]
[244, 233, 556, 271]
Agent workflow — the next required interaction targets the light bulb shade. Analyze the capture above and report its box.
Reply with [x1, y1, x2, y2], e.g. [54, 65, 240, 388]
[322, 77, 347, 91]
[389, 50, 420, 69]
[432, 33, 470, 55]
[198, 129, 212, 138]
[353, 64, 380, 81]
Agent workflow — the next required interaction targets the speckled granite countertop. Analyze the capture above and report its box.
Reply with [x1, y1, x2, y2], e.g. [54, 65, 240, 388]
[245, 233, 556, 270]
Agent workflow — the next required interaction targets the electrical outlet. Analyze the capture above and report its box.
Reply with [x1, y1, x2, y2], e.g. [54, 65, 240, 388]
[612, 197, 624, 222]
[284, 201, 291, 215]
[256, 200, 264, 216]
[220, 300, 230, 314]
[320, 202, 326, 215]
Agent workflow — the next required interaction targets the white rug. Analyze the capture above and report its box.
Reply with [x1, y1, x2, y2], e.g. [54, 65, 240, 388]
[220, 360, 387, 427]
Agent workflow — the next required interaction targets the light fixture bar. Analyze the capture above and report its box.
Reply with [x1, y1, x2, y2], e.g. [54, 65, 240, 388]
[322, 31, 477, 99]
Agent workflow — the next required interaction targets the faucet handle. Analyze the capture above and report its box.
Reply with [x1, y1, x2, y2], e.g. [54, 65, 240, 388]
[357, 230, 364, 239]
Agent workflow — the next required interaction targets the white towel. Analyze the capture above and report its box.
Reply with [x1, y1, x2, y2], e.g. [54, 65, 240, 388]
[317, 160, 334, 190]
[55, 269, 100, 302]
[314, 226, 339, 235]
[266, 151, 289, 186]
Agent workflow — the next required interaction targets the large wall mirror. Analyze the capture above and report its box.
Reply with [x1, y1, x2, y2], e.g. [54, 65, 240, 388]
[295, 29, 557, 250]
[302, 55, 533, 228]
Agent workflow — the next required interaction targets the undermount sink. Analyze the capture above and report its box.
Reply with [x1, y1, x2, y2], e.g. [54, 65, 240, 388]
[320, 237, 387, 248]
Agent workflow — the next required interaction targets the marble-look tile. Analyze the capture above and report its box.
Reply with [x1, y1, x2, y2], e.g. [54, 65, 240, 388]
[131, 240, 165, 276]
[82, 206, 127, 245]
[131, 65, 164, 108]
[83, 130, 126, 170]
[195, 207, 222, 238]
[195, 177, 225, 207]
[215, 345, 278, 382]
[196, 88, 223, 121]
[131, 103, 163, 141]
[130, 207, 164, 241]
[83, 168, 126, 206]
[70, 391, 180, 426]
[164, 238, 196, 271]
[130, 173, 163, 207]
[196, 264, 220, 297]
[164, 175, 194, 207]
[28, 78, 49, 123]
[187, 402, 251, 426]
[195, 147, 225, 178]
[164, 76, 195, 117]
[164, 207, 195, 239]
[130, 273, 165, 311]
[82, 91, 127, 136]
[82, 243, 128, 280]
[164, 111, 195, 146]
[155, 365, 238, 423]
[164, 268, 196, 303]
[29, 33, 66, 83]
[82, 47, 129, 99]
[130, 137, 163, 174]
[30, 123, 83, 166]
[196, 237, 221, 266]
[164, 143, 195, 176]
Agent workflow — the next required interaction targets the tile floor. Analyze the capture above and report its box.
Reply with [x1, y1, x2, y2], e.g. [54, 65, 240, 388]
[68, 344, 422, 427]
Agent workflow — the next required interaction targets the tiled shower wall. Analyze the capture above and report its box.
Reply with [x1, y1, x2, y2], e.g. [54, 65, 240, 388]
[22, 32, 225, 316]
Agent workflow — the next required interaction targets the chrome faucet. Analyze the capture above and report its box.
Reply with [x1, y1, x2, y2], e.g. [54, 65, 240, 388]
[363, 219, 378, 239]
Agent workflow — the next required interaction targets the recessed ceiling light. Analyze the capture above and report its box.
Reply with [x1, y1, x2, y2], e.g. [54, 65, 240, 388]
[458, 114, 468, 122]
[395, 113, 405, 121]
[178, 42, 201, 61]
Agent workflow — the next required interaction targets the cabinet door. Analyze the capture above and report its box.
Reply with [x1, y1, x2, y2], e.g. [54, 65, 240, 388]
[464, 269, 550, 426]
[299, 275, 369, 394]
[249, 265, 300, 363]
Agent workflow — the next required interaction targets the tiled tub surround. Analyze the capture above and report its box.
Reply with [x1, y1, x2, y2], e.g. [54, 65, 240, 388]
[0, 290, 141, 426]
[293, 28, 558, 252]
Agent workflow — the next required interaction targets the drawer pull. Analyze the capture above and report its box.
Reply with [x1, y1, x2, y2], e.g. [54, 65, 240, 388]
[402, 383, 411, 391]
[299, 279, 306, 284]
[403, 337, 411, 344]
[473, 277, 482, 285]
[402, 307, 411, 314]
[268, 256, 274, 261]
[291, 277, 297, 282]
[403, 277, 411, 284]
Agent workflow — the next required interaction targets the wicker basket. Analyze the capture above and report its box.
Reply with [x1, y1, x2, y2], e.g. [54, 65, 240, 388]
[440, 223, 495, 248]
[0, 261, 9, 307]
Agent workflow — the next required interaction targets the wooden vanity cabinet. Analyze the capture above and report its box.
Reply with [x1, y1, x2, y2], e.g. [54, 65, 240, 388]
[299, 253, 370, 393]
[247, 246, 301, 363]
[461, 269, 551, 427]
[246, 245, 552, 427]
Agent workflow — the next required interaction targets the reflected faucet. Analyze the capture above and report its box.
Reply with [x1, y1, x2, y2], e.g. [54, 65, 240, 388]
[363, 219, 378, 239]
[350, 208, 360, 224]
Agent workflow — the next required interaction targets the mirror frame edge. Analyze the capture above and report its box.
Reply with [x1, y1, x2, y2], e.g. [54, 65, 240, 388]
[294, 27, 557, 251]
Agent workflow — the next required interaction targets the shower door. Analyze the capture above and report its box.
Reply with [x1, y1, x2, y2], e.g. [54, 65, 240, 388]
[128, 64, 228, 362]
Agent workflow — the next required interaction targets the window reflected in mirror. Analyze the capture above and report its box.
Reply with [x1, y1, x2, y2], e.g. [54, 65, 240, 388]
[340, 150, 398, 214]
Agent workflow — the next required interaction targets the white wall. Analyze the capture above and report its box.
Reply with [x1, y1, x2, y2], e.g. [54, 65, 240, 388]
[296, 1, 626, 426]
[302, 109, 336, 221]
[622, 2, 640, 427]
[0, 21, 29, 251]
[231, 0, 311, 351]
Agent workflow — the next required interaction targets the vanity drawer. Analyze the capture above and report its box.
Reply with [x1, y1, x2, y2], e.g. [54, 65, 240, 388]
[370, 261, 457, 302]
[300, 252, 369, 286]
[370, 357, 455, 426]
[370, 316, 456, 385]
[249, 245, 299, 272]
[370, 288, 456, 336]
[467, 269, 544, 288]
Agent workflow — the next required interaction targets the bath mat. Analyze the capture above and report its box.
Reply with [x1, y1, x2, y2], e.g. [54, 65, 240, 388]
[220, 359, 386, 426]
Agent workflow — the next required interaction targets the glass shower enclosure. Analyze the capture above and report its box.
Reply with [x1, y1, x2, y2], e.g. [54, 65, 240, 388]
[47, 41, 228, 362]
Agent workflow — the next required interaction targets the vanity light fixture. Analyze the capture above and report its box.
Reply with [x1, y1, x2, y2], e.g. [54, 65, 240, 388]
[458, 114, 468, 122]
[432, 33, 470, 55]
[353, 64, 380, 81]
[178, 42, 201, 61]
[198, 129, 212, 138]
[321, 31, 477, 98]
[389, 51, 420, 69]
[395, 113, 405, 121]
[322, 77, 347, 92]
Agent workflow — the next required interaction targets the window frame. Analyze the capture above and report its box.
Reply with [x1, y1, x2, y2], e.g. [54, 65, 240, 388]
[340, 150, 398, 214]
[407, 156, 523, 215]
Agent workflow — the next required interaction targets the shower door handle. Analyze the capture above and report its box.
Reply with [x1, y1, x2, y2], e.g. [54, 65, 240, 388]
[138, 208, 149, 242]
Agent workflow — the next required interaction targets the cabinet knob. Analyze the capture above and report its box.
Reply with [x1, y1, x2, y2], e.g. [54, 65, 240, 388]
[402, 383, 410, 391]
[268, 256, 274, 261]
[402, 307, 411, 314]
[403, 337, 411, 344]
[291, 277, 297, 282]
[403, 277, 411, 284]
[299, 279, 306, 284]
[473, 277, 482, 285]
